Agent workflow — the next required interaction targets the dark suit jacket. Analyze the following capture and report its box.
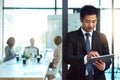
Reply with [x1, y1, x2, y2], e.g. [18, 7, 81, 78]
[63, 28, 111, 80]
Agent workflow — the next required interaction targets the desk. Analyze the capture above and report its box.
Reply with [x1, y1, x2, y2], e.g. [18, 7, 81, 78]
[0, 57, 50, 80]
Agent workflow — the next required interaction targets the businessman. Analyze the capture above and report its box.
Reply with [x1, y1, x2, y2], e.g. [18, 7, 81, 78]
[24, 38, 39, 56]
[63, 5, 111, 80]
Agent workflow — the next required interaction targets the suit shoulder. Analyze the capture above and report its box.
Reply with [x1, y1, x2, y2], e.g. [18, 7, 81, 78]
[34, 47, 39, 49]
[67, 30, 79, 36]
[94, 31, 107, 42]
[25, 46, 30, 48]
[94, 31, 106, 37]
[65, 30, 80, 43]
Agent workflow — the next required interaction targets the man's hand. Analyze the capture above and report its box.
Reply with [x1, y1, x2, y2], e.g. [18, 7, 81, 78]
[93, 60, 105, 71]
[87, 51, 99, 61]
[87, 51, 105, 71]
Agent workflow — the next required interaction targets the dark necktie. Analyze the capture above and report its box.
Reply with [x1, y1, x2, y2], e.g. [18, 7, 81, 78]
[85, 33, 90, 53]
[85, 33, 94, 80]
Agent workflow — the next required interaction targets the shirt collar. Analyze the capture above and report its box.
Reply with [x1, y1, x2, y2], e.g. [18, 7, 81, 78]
[81, 27, 93, 37]
[30, 45, 34, 48]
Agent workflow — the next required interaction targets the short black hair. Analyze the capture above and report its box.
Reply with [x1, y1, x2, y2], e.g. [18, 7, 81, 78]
[80, 5, 98, 19]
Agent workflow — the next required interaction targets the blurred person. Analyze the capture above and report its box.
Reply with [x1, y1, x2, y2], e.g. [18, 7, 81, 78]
[4, 37, 17, 62]
[47, 36, 62, 80]
[24, 38, 39, 56]
[49, 36, 62, 68]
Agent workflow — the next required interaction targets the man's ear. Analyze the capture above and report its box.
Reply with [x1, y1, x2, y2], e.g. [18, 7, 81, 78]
[80, 17, 83, 22]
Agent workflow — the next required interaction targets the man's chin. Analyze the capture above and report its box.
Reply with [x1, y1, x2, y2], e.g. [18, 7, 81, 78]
[86, 29, 93, 32]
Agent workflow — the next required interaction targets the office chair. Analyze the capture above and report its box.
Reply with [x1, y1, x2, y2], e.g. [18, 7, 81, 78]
[46, 58, 62, 80]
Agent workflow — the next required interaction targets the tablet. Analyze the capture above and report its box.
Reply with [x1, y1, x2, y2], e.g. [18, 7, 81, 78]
[87, 54, 114, 64]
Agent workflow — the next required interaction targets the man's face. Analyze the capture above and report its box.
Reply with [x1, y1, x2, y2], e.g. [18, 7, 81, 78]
[80, 14, 97, 32]
[30, 39, 34, 45]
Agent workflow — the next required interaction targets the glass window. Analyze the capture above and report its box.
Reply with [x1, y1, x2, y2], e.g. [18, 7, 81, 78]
[4, 9, 55, 54]
[68, 0, 99, 8]
[57, 0, 62, 8]
[56, 10, 62, 15]
[114, 10, 120, 79]
[114, 10, 120, 55]
[4, 0, 55, 8]
[100, 10, 112, 54]
[100, 0, 112, 8]
[114, 0, 120, 8]
[68, 13, 81, 32]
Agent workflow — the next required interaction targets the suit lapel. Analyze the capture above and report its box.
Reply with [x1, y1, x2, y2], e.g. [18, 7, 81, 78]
[77, 28, 100, 54]
[77, 28, 86, 51]
[92, 31, 98, 51]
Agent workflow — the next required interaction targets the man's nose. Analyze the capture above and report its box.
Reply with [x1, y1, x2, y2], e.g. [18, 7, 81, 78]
[89, 22, 93, 26]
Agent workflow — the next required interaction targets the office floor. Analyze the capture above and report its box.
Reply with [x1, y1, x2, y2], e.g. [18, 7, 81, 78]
[105, 73, 120, 80]
[50, 70, 120, 80]
[45, 73, 62, 80]
[54, 68, 120, 80]
[105, 68, 120, 80]
[52, 73, 62, 80]
[45, 68, 120, 80]
[50, 71, 120, 80]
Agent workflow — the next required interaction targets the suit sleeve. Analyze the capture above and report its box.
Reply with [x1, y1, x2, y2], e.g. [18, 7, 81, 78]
[97, 33, 111, 71]
[63, 33, 85, 66]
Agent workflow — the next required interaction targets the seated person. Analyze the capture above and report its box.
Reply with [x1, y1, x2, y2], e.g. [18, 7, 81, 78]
[49, 36, 62, 68]
[47, 36, 62, 80]
[4, 37, 17, 62]
[23, 38, 39, 57]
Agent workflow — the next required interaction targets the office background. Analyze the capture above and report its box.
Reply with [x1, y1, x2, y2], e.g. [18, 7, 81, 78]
[0, 0, 120, 80]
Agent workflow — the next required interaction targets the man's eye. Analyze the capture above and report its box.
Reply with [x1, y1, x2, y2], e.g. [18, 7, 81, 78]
[92, 21, 96, 23]
[86, 21, 90, 23]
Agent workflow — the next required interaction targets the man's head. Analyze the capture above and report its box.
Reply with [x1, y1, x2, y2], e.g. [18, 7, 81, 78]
[80, 5, 98, 32]
[30, 38, 35, 46]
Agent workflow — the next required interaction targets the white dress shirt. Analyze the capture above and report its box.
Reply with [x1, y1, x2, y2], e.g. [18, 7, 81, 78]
[81, 27, 105, 76]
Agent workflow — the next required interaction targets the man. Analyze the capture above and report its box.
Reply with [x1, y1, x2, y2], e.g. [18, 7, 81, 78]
[24, 38, 39, 56]
[63, 5, 111, 80]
